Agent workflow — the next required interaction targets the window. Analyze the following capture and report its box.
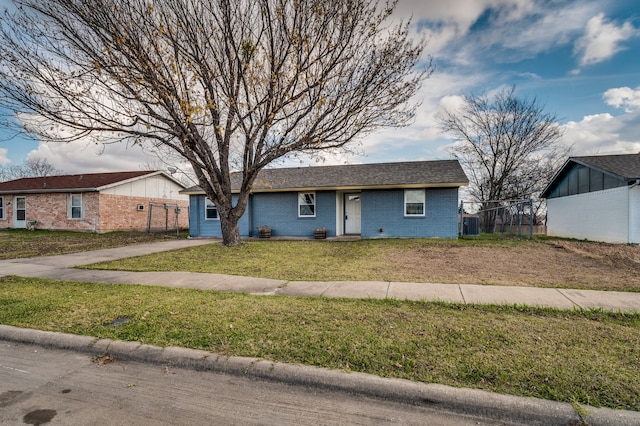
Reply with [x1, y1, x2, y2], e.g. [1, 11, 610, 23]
[205, 198, 218, 220]
[298, 192, 316, 217]
[0, 196, 4, 220]
[404, 189, 425, 216]
[15, 197, 26, 221]
[70, 194, 82, 219]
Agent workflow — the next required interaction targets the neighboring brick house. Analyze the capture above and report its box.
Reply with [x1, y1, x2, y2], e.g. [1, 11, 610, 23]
[541, 153, 640, 244]
[0, 171, 189, 232]
[182, 160, 468, 239]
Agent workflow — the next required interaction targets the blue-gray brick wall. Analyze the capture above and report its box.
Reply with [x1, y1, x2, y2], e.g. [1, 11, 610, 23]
[188, 187, 459, 238]
[188, 194, 250, 238]
[251, 191, 336, 237]
[361, 188, 459, 238]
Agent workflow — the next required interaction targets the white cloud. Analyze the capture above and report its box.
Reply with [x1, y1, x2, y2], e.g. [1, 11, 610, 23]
[562, 111, 640, 156]
[0, 147, 10, 165]
[400, 0, 600, 65]
[398, 0, 538, 57]
[603, 86, 640, 113]
[497, 3, 596, 56]
[398, 0, 534, 28]
[573, 13, 638, 69]
[26, 140, 162, 174]
[342, 70, 487, 162]
[438, 95, 466, 112]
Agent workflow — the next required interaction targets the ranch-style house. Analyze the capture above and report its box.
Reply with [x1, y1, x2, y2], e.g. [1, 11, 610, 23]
[182, 160, 468, 239]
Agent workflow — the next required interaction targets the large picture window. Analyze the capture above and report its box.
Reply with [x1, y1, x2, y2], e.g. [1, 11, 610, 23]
[404, 189, 425, 216]
[298, 192, 316, 217]
[205, 198, 219, 220]
[70, 193, 82, 219]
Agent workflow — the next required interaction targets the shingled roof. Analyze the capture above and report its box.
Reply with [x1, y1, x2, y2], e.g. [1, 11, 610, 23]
[571, 153, 640, 180]
[541, 153, 640, 198]
[183, 160, 468, 194]
[0, 171, 165, 194]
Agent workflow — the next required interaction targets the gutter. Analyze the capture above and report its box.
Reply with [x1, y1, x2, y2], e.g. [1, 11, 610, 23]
[0, 188, 99, 195]
[181, 182, 470, 196]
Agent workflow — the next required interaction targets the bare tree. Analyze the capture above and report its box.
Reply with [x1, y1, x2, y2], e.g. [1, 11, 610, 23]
[22, 157, 64, 177]
[0, 156, 64, 181]
[438, 87, 568, 232]
[0, 0, 430, 245]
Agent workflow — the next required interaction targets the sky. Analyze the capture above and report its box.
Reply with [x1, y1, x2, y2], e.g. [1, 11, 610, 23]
[1, 0, 639, 175]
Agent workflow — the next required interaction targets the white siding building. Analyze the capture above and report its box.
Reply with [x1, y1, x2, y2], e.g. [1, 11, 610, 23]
[542, 153, 640, 244]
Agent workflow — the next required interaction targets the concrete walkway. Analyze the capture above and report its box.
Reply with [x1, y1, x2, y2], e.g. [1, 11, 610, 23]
[1, 238, 639, 312]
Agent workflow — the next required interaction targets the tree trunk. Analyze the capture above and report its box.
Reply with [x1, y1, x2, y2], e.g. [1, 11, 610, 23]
[219, 214, 242, 246]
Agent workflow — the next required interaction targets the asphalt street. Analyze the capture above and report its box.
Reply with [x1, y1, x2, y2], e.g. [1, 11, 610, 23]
[1, 340, 510, 426]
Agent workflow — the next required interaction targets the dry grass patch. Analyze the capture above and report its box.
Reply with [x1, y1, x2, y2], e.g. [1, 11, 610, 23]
[85, 238, 640, 292]
[0, 229, 179, 260]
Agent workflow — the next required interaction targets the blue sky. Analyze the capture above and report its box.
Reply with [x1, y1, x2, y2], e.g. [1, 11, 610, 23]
[1, 0, 640, 173]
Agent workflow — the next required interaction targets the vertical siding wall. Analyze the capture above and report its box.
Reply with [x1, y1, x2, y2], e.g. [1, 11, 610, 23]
[361, 188, 459, 238]
[547, 186, 630, 243]
[101, 175, 187, 200]
[630, 186, 640, 244]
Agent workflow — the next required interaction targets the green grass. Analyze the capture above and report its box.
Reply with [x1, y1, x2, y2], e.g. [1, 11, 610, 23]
[81, 238, 640, 292]
[0, 229, 179, 260]
[1, 275, 638, 411]
[84, 240, 390, 280]
[83, 238, 529, 280]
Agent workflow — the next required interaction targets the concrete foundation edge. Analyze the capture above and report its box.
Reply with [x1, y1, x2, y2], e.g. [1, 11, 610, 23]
[1, 325, 638, 426]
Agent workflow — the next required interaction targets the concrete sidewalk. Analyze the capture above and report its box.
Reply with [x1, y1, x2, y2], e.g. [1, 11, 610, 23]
[1, 238, 639, 312]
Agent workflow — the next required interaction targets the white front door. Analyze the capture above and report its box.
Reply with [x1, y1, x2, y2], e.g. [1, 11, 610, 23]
[344, 193, 361, 234]
[14, 196, 26, 228]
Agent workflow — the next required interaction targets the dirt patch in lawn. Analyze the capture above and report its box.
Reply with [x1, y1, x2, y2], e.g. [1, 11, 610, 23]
[385, 240, 640, 291]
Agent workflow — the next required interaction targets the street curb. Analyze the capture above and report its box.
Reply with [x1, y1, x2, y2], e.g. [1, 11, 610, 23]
[1, 325, 638, 426]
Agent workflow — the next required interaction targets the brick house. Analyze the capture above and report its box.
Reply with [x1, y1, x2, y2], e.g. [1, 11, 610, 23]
[182, 160, 468, 239]
[0, 171, 189, 232]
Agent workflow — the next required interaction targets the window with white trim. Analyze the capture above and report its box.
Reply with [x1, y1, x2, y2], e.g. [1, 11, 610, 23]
[205, 198, 219, 220]
[404, 189, 425, 216]
[298, 192, 316, 217]
[0, 196, 4, 220]
[70, 193, 82, 219]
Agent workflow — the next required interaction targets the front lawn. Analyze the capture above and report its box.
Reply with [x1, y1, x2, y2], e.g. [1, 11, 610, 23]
[0, 229, 178, 260]
[84, 238, 640, 291]
[1, 276, 638, 411]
